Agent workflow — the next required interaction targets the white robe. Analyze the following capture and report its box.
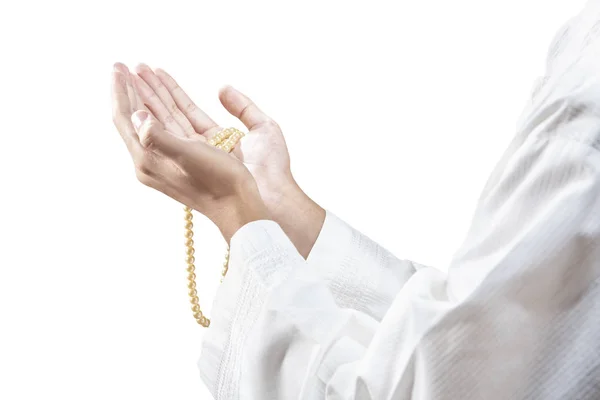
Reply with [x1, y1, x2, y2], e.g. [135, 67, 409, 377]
[198, 2, 600, 398]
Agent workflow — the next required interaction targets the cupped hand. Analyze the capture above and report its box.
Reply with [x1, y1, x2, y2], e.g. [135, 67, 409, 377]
[131, 64, 325, 257]
[132, 63, 293, 211]
[111, 63, 268, 242]
[113, 62, 324, 256]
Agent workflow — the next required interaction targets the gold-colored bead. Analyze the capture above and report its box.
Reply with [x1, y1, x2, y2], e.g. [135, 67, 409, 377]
[183, 129, 241, 328]
[208, 129, 234, 147]
[214, 129, 245, 154]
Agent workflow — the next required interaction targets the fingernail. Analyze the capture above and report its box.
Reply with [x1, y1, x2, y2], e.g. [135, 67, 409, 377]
[135, 63, 151, 73]
[113, 62, 128, 74]
[132, 111, 149, 131]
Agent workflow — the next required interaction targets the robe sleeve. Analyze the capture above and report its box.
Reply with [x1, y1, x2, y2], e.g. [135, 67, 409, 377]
[306, 211, 421, 322]
[198, 5, 600, 399]
[199, 118, 600, 400]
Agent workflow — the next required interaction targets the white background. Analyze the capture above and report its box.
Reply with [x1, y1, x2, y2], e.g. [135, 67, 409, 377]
[0, 0, 588, 398]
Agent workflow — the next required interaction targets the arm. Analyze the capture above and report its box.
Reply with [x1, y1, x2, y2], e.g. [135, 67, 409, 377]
[273, 181, 421, 322]
[130, 63, 422, 322]
[198, 7, 600, 399]
[200, 108, 600, 400]
[113, 61, 421, 331]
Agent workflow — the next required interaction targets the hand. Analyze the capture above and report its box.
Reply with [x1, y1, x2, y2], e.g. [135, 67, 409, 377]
[111, 63, 268, 242]
[131, 64, 325, 257]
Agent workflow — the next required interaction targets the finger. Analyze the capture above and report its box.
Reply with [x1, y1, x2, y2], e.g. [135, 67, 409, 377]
[112, 63, 149, 113]
[218, 86, 274, 131]
[111, 66, 144, 160]
[135, 64, 196, 136]
[129, 69, 149, 113]
[125, 68, 150, 114]
[114, 63, 137, 113]
[132, 110, 204, 164]
[133, 88, 149, 113]
[154, 68, 219, 135]
[132, 73, 187, 138]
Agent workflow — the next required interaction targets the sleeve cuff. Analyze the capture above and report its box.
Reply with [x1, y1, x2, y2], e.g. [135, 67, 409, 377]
[307, 211, 417, 320]
[197, 220, 304, 397]
[307, 211, 354, 273]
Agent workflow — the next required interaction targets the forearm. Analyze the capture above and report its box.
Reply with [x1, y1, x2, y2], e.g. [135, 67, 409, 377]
[266, 180, 326, 258]
[265, 181, 420, 321]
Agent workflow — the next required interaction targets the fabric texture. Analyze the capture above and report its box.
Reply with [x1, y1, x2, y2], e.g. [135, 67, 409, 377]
[198, 2, 600, 399]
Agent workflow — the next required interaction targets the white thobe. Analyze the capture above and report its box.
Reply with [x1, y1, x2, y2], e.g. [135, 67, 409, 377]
[198, 2, 600, 399]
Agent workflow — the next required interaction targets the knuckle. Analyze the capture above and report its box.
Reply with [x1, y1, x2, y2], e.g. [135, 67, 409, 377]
[185, 103, 197, 113]
[164, 114, 175, 125]
[173, 108, 187, 122]
[116, 73, 127, 88]
[139, 131, 155, 149]
[136, 156, 154, 176]
[239, 103, 253, 121]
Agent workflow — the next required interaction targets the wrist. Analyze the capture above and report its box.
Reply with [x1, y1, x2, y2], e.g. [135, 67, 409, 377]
[265, 180, 325, 258]
[211, 185, 269, 244]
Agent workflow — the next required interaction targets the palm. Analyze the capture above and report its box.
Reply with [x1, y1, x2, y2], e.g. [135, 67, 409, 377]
[132, 64, 292, 209]
[236, 127, 289, 177]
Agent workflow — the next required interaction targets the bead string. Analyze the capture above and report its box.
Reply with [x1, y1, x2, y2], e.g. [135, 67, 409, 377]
[184, 128, 244, 328]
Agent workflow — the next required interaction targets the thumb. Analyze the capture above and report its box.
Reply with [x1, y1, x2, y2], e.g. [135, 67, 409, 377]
[131, 110, 187, 159]
[218, 85, 272, 130]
